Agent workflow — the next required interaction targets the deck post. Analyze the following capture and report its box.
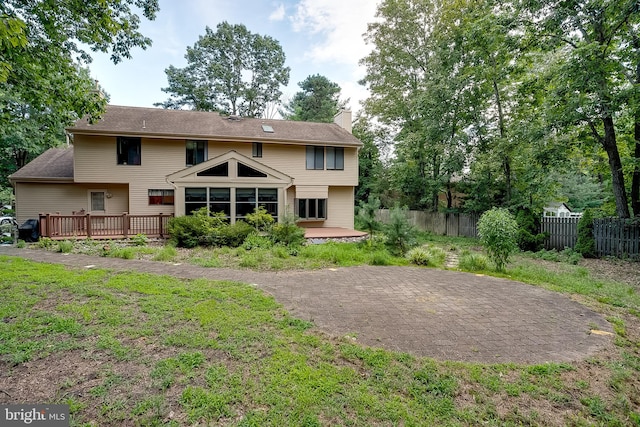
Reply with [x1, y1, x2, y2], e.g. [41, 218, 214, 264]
[122, 212, 129, 238]
[158, 213, 163, 237]
[86, 213, 92, 238]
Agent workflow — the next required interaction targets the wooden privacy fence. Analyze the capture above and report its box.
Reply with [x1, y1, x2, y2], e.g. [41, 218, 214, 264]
[38, 212, 173, 239]
[376, 210, 479, 237]
[593, 218, 640, 258]
[541, 217, 580, 250]
[377, 209, 640, 258]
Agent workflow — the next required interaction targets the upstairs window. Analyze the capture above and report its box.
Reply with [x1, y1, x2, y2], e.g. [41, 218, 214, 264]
[306, 146, 324, 170]
[326, 147, 344, 170]
[252, 142, 263, 158]
[117, 137, 141, 165]
[186, 140, 206, 166]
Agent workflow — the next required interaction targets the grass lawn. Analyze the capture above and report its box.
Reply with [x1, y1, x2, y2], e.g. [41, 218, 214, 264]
[1, 237, 639, 425]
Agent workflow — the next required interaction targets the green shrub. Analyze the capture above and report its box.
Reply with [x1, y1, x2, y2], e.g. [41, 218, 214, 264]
[515, 208, 548, 251]
[406, 245, 446, 267]
[269, 213, 306, 248]
[37, 237, 54, 249]
[242, 232, 273, 250]
[244, 206, 275, 231]
[131, 233, 148, 246]
[477, 207, 519, 272]
[207, 221, 254, 247]
[16, 239, 26, 248]
[458, 251, 488, 271]
[57, 240, 74, 253]
[167, 208, 226, 248]
[109, 247, 136, 259]
[574, 209, 596, 258]
[384, 205, 416, 256]
[356, 195, 382, 243]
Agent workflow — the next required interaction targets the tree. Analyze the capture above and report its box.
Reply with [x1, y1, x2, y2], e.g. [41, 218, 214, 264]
[0, 0, 158, 186]
[156, 22, 290, 118]
[520, 0, 638, 218]
[360, 0, 471, 211]
[353, 116, 384, 205]
[281, 74, 347, 122]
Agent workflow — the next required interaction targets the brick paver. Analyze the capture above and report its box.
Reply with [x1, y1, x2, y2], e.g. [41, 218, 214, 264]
[0, 246, 612, 364]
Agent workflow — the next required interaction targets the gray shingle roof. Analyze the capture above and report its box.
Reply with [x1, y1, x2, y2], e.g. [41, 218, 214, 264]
[68, 105, 362, 147]
[9, 147, 74, 182]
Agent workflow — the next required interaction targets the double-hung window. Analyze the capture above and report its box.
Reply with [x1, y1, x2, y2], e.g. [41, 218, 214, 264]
[306, 146, 324, 170]
[326, 147, 344, 170]
[117, 137, 141, 165]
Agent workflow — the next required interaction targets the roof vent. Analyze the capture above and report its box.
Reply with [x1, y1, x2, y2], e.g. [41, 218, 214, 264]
[261, 124, 274, 133]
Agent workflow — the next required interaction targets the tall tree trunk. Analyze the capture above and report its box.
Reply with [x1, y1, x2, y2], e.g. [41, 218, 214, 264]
[632, 118, 640, 217]
[492, 76, 511, 203]
[602, 116, 630, 218]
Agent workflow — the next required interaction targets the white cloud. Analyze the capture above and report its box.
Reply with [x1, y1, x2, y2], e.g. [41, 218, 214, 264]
[269, 3, 286, 21]
[290, 0, 380, 65]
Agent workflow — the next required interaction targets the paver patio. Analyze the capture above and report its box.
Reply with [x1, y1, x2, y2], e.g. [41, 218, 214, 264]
[0, 246, 612, 364]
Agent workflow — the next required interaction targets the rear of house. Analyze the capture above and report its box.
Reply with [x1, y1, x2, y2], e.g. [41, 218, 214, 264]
[9, 105, 362, 234]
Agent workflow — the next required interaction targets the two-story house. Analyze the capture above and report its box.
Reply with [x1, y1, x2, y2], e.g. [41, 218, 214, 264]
[9, 105, 362, 235]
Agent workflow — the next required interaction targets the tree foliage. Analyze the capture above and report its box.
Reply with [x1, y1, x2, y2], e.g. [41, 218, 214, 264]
[360, 0, 640, 219]
[281, 74, 347, 122]
[477, 208, 519, 271]
[0, 0, 158, 186]
[156, 22, 290, 118]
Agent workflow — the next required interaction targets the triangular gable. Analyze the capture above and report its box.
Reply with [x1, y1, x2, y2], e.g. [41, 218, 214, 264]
[166, 150, 292, 185]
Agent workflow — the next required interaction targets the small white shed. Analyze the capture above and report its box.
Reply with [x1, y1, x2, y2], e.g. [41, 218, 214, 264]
[543, 202, 582, 218]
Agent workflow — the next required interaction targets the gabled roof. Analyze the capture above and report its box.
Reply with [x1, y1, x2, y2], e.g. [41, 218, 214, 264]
[68, 105, 362, 147]
[9, 147, 74, 183]
[166, 150, 293, 185]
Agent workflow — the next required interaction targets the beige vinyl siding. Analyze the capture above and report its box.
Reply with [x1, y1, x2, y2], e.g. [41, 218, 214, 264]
[71, 135, 355, 224]
[74, 135, 182, 216]
[14, 183, 128, 224]
[262, 145, 358, 186]
[325, 186, 355, 228]
[295, 186, 328, 199]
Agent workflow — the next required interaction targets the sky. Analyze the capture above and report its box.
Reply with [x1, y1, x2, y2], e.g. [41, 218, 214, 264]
[87, 0, 381, 117]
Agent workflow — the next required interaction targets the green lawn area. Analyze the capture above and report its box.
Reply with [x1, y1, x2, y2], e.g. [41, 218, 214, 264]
[1, 240, 639, 425]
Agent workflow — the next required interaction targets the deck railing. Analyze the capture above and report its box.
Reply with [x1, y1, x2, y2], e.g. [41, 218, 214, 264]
[38, 212, 173, 239]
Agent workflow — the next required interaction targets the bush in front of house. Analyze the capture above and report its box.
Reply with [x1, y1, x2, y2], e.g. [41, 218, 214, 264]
[205, 221, 255, 247]
[268, 213, 306, 248]
[167, 208, 227, 248]
[245, 206, 275, 232]
[477, 207, 519, 272]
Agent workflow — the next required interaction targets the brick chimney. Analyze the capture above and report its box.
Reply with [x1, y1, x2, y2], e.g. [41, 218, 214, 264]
[333, 109, 352, 133]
